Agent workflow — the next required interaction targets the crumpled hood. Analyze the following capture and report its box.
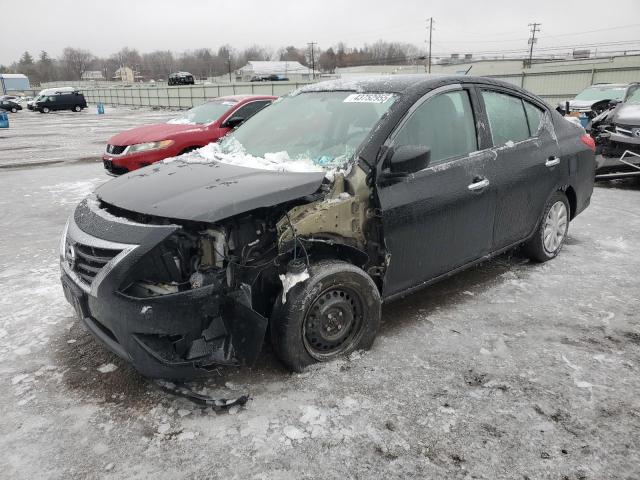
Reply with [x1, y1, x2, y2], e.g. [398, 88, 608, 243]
[613, 103, 640, 126]
[95, 160, 325, 223]
[108, 123, 205, 146]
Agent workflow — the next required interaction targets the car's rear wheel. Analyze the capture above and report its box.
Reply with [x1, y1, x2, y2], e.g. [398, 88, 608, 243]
[10, 107, 17, 113]
[523, 191, 570, 262]
[73, 105, 81, 112]
[270, 259, 381, 372]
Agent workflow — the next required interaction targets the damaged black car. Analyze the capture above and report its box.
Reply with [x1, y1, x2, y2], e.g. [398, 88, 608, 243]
[60, 75, 596, 379]
[589, 85, 640, 179]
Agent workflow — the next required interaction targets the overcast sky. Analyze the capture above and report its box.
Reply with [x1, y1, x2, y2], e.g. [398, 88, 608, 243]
[2, 0, 640, 64]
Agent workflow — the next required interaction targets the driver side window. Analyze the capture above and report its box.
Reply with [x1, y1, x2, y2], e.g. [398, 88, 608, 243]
[393, 90, 478, 166]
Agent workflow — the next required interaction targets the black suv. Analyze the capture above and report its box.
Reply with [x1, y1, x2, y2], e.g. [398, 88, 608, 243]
[35, 91, 87, 113]
[60, 75, 595, 379]
[168, 72, 195, 86]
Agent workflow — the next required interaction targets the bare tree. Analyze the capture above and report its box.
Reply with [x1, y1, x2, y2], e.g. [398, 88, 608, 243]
[61, 47, 95, 80]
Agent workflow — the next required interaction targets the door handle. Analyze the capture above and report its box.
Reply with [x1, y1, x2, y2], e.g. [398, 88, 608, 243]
[545, 157, 561, 167]
[468, 178, 490, 191]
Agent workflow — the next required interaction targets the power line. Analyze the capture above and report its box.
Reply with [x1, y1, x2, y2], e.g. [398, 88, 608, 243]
[429, 39, 640, 57]
[307, 42, 317, 79]
[527, 22, 541, 68]
[426, 17, 434, 73]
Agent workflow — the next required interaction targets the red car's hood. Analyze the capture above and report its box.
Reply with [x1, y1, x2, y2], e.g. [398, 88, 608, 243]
[108, 122, 207, 146]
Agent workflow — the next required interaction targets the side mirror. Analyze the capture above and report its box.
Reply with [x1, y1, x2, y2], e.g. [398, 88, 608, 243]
[608, 99, 621, 108]
[222, 116, 245, 129]
[389, 145, 431, 173]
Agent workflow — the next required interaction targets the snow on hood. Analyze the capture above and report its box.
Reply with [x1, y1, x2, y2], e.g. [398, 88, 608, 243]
[165, 139, 352, 181]
[166, 117, 197, 125]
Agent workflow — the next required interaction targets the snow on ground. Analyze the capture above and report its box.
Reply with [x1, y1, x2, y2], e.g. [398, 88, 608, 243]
[0, 109, 639, 479]
[0, 106, 176, 169]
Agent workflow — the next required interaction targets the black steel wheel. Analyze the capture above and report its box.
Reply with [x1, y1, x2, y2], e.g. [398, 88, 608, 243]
[271, 259, 381, 372]
[303, 286, 364, 360]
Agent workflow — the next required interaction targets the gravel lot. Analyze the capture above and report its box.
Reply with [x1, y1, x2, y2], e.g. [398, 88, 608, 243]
[1, 108, 639, 479]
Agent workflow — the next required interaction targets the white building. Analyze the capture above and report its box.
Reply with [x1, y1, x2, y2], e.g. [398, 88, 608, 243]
[237, 61, 311, 82]
[0, 73, 30, 94]
[81, 70, 105, 81]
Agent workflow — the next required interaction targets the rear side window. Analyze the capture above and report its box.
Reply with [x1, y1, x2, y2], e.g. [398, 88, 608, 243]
[393, 90, 477, 166]
[523, 100, 544, 136]
[482, 91, 529, 145]
[233, 100, 271, 120]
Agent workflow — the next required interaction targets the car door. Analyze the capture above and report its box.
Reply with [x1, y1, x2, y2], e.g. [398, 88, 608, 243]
[478, 88, 565, 249]
[376, 84, 497, 298]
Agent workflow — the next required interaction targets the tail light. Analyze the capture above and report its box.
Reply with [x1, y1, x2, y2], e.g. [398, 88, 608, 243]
[580, 134, 596, 152]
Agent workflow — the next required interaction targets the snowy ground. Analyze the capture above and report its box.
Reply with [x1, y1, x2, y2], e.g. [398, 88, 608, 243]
[0, 106, 176, 168]
[1, 109, 639, 479]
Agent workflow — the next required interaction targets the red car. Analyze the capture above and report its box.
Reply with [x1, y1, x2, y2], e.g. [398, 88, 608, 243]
[102, 95, 276, 175]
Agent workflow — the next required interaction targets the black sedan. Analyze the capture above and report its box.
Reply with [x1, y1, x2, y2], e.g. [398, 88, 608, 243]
[59, 75, 596, 379]
[0, 99, 22, 113]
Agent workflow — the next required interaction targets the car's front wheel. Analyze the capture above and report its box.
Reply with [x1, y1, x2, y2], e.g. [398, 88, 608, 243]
[41, 107, 50, 113]
[523, 191, 570, 262]
[271, 259, 381, 371]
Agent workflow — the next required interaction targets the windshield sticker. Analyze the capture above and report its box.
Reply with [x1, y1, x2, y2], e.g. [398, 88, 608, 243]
[343, 93, 393, 104]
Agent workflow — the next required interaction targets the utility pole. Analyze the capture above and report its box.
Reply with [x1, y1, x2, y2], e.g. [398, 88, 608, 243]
[426, 17, 434, 73]
[527, 22, 541, 68]
[308, 42, 317, 79]
[227, 51, 232, 83]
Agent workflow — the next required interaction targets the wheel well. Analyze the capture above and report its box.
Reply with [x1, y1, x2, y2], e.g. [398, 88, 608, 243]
[179, 146, 202, 155]
[282, 240, 369, 269]
[564, 186, 577, 220]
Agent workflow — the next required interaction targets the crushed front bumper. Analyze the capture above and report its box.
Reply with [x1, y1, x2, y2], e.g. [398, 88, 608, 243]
[59, 198, 268, 380]
[61, 271, 267, 379]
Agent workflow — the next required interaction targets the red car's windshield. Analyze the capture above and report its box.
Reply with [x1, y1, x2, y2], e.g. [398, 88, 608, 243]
[167, 100, 237, 125]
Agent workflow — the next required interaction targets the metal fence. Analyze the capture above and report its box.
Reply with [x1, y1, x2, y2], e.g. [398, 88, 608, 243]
[26, 62, 640, 109]
[79, 82, 314, 108]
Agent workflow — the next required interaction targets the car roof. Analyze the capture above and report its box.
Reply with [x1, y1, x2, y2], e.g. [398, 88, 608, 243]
[294, 74, 534, 97]
[589, 83, 636, 88]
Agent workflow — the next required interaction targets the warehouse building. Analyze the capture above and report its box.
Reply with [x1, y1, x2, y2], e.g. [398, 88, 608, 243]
[0, 73, 30, 94]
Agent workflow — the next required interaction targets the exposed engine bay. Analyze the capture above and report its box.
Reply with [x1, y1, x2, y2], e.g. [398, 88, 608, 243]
[104, 166, 383, 320]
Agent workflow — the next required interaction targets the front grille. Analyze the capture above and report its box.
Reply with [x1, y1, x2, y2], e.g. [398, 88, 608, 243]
[103, 159, 128, 175]
[106, 144, 127, 155]
[71, 242, 122, 285]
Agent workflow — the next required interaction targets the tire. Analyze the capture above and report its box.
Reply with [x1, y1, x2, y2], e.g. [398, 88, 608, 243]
[523, 191, 570, 263]
[11, 107, 17, 113]
[270, 259, 381, 372]
[41, 107, 50, 113]
[73, 105, 81, 112]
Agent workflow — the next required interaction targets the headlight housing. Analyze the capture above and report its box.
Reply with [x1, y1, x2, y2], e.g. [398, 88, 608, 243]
[127, 139, 174, 155]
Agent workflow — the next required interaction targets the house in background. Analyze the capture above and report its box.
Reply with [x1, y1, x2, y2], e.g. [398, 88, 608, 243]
[112, 66, 142, 83]
[0, 73, 30, 94]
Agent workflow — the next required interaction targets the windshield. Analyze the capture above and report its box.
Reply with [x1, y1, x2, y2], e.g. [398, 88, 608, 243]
[167, 100, 235, 125]
[574, 86, 626, 102]
[626, 89, 640, 105]
[216, 91, 396, 170]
